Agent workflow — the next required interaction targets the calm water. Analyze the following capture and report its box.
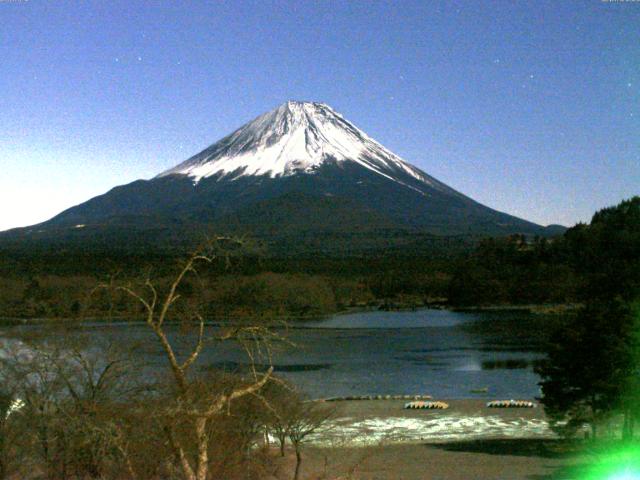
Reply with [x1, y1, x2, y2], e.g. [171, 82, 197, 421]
[60, 308, 548, 400]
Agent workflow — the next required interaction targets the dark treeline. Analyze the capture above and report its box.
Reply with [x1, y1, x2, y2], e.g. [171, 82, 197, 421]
[446, 235, 580, 306]
[2, 197, 639, 320]
[0, 247, 458, 320]
[448, 196, 640, 307]
[534, 196, 640, 441]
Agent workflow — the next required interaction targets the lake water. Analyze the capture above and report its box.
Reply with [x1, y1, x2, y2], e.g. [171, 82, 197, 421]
[273, 309, 545, 399]
[61, 308, 548, 400]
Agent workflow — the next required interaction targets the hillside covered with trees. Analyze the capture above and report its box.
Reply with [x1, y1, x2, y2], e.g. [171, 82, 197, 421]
[0, 197, 637, 321]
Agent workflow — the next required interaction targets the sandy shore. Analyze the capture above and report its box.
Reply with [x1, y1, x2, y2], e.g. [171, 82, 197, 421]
[273, 399, 579, 479]
[292, 439, 574, 480]
[313, 399, 554, 446]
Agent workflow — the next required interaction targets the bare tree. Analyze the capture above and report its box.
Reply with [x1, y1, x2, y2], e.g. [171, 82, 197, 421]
[55, 338, 143, 480]
[265, 384, 334, 480]
[287, 400, 334, 480]
[263, 380, 293, 457]
[100, 238, 280, 480]
[0, 331, 144, 480]
[0, 385, 22, 480]
[1, 337, 70, 480]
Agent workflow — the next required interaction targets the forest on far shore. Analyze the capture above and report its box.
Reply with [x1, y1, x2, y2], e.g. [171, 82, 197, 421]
[0, 196, 637, 322]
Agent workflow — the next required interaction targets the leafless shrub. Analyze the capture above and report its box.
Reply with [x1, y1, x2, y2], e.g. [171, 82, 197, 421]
[0, 329, 146, 480]
[94, 238, 286, 480]
[0, 238, 297, 479]
[261, 380, 335, 480]
[0, 385, 22, 480]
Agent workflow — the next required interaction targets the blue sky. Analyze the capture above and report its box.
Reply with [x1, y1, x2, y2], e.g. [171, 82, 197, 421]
[1, 0, 638, 231]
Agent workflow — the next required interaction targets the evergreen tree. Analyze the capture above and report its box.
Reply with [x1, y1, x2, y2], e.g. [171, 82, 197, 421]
[536, 197, 640, 439]
[536, 300, 635, 438]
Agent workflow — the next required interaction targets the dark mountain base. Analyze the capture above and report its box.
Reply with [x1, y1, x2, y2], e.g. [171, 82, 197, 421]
[1, 163, 560, 255]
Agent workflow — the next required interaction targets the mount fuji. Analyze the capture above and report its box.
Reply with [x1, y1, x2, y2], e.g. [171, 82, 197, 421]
[158, 101, 453, 192]
[3, 101, 561, 253]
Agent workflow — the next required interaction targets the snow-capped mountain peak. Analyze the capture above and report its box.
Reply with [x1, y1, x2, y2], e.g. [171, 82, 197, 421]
[8, 101, 549, 244]
[157, 101, 440, 191]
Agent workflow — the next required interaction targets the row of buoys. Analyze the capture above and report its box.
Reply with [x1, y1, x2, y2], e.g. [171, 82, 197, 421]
[319, 396, 536, 409]
[404, 401, 449, 410]
[323, 394, 433, 402]
[486, 399, 536, 408]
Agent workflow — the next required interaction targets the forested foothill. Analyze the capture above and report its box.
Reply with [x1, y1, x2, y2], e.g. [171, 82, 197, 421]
[0, 197, 638, 322]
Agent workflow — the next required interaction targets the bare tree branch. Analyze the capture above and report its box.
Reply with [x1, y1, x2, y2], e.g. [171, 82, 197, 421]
[93, 238, 280, 480]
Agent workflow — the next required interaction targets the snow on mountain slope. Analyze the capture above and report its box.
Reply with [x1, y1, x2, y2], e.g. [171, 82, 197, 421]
[157, 101, 450, 195]
[0, 100, 552, 246]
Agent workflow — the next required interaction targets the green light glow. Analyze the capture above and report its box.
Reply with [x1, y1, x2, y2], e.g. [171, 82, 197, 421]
[608, 472, 640, 480]
[581, 445, 640, 480]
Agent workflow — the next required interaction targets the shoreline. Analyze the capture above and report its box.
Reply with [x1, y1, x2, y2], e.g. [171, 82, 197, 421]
[294, 398, 583, 480]
[451, 303, 580, 315]
[312, 398, 554, 447]
[0, 302, 578, 325]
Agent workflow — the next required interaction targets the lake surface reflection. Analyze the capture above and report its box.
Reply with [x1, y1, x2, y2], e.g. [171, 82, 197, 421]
[76, 308, 548, 399]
